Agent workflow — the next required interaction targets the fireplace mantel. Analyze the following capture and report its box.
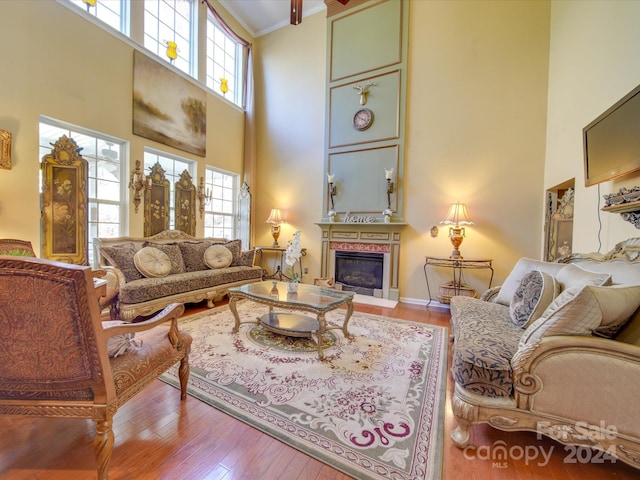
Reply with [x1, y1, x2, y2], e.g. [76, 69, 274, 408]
[316, 221, 407, 301]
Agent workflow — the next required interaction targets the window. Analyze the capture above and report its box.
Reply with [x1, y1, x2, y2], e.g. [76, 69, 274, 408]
[39, 118, 127, 266]
[203, 167, 238, 239]
[143, 149, 195, 230]
[69, 0, 129, 35]
[206, 12, 243, 106]
[144, 0, 196, 76]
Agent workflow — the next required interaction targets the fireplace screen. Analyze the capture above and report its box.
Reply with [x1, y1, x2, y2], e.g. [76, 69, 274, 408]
[335, 251, 383, 295]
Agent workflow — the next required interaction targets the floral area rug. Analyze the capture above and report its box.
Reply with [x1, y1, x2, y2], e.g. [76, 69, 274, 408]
[160, 301, 448, 480]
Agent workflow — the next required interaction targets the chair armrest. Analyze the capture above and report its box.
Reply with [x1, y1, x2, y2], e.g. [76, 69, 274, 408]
[102, 303, 186, 347]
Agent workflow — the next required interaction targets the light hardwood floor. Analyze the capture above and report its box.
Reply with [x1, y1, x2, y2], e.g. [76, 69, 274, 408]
[0, 301, 637, 479]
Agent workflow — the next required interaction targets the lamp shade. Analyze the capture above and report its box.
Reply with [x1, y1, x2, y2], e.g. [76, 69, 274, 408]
[265, 208, 284, 225]
[440, 202, 475, 227]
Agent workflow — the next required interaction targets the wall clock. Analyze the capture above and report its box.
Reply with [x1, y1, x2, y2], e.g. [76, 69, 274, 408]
[353, 108, 373, 131]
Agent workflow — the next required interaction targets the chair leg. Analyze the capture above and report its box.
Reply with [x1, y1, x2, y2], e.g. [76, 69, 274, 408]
[178, 351, 190, 400]
[94, 418, 114, 480]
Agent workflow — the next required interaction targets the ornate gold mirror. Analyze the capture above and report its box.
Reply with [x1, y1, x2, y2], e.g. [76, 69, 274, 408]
[175, 170, 196, 236]
[40, 135, 88, 265]
[144, 161, 170, 236]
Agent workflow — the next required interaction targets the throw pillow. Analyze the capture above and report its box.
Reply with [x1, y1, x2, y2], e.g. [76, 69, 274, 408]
[133, 246, 172, 278]
[495, 258, 567, 306]
[236, 249, 256, 267]
[100, 243, 144, 283]
[590, 284, 640, 338]
[143, 242, 185, 274]
[509, 270, 560, 328]
[178, 241, 212, 272]
[520, 285, 602, 346]
[204, 245, 233, 269]
[555, 264, 611, 291]
[103, 320, 141, 358]
[217, 239, 242, 266]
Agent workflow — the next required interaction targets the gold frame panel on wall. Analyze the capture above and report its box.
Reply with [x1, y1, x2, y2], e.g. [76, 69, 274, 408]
[144, 161, 170, 237]
[175, 170, 196, 236]
[40, 135, 88, 265]
[544, 187, 574, 262]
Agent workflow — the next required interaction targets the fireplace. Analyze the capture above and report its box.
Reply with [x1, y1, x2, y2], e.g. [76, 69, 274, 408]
[335, 251, 383, 296]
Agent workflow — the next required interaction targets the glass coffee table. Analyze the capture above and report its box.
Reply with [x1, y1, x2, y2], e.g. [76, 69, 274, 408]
[228, 281, 355, 360]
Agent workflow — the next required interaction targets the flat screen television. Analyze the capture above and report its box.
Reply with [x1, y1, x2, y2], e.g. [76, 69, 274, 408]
[583, 83, 640, 187]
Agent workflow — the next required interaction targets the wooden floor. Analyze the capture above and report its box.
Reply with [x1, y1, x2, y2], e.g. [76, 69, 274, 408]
[0, 301, 637, 479]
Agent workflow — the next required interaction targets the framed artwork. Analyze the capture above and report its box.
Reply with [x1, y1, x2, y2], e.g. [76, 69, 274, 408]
[133, 51, 206, 157]
[175, 170, 196, 236]
[545, 187, 574, 262]
[0, 129, 11, 170]
[40, 135, 88, 265]
[144, 161, 170, 237]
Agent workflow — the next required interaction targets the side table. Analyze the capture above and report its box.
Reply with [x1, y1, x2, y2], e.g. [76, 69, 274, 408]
[255, 246, 307, 281]
[424, 256, 494, 306]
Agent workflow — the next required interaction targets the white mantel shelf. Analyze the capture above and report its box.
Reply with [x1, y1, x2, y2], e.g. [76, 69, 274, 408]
[315, 222, 408, 227]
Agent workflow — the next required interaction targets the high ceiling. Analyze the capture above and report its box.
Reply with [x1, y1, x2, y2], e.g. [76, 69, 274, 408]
[218, 0, 327, 37]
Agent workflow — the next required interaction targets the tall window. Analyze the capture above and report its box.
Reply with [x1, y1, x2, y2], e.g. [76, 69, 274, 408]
[39, 118, 127, 266]
[144, 0, 196, 76]
[203, 167, 238, 239]
[143, 149, 195, 230]
[69, 0, 129, 35]
[206, 12, 242, 107]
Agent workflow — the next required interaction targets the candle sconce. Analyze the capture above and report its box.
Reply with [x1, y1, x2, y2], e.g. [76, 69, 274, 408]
[385, 168, 394, 210]
[129, 159, 151, 213]
[197, 176, 213, 219]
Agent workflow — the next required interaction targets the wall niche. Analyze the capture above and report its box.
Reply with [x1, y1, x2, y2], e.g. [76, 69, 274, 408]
[544, 179, 575, 261]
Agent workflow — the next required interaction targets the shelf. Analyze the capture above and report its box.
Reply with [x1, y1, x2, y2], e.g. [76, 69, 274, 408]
[601, 199, 640, 214]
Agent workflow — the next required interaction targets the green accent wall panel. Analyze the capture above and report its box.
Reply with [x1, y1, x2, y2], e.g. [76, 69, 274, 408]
[330, 0, 403, 81]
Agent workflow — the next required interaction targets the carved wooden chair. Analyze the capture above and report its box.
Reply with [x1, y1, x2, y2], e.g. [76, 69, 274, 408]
[0, 256, 192, 480]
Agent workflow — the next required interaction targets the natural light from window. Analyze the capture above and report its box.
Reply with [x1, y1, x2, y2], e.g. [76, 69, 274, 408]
[206, 13, 241, 107]
[203, 167, 237, 239]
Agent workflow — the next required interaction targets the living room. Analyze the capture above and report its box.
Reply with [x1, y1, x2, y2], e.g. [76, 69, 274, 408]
[1, 1, 640, 479]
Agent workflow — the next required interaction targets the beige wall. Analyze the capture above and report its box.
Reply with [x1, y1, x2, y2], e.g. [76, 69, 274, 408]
[0, 0, 248, 253]
[544, 0, 640, 253]
[254, 0, 551, 300]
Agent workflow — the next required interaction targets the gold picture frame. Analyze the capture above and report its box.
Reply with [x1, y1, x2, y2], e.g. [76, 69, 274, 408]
[40, 135, 88, 265]
[0, 129, 11, 170]
[144, 161, 170, 237]
[175, 170, 196, 236]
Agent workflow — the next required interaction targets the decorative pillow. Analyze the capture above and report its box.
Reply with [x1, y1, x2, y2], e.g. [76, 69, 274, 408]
[143, 242, 185, 274]
[100, 243, 144, 283]
[216, 239, 242, 266]
[590, 284, 640, 338]
[103, 320, 141, 358]
[555, 264, 611, 291]
[520, 285, 602, 346]
[178, 241, 212, 272]
[509, 270, 560, 328]
[495, 258, 566, 306]
[204, 245, 233, 269]
[236, 249, 256, 267]
[133, 247, 172, 278]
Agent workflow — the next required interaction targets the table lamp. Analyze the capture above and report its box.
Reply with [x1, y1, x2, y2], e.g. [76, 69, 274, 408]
[440, 202, 475, 259]
[265, 208, 284, 247]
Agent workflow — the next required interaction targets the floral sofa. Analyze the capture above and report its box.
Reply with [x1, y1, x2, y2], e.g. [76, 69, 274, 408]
[95, 230, 263, 321]
[449, 238, 640, 470]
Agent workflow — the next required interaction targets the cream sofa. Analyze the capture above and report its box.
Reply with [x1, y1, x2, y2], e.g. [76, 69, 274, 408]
[95, 230, 263, 321]
[449, 238, 640, 470]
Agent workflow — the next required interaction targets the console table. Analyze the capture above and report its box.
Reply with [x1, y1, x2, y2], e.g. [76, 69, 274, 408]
[255, 246, 306, 281]
[424, 256, 494, 306]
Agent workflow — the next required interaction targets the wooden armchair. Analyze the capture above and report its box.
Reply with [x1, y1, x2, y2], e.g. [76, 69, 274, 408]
[0, 256, 192, 480]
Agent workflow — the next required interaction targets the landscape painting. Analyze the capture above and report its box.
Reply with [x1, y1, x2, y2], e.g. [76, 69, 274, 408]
[133, 50, 206, 156]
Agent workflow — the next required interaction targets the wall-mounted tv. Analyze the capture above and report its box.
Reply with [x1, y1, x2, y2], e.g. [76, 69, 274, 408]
[583, 83, 640, 187]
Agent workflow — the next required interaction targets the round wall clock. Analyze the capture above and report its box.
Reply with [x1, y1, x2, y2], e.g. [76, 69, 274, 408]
[353, 108, 374, 131]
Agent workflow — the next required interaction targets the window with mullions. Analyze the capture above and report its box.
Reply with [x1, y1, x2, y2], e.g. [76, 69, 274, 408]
[144, 0, 195, 76]
[206, 13, 242, 107]
[39, 118, 127, 267]
[203, 167, 238, 240]
[143, 149, 195, 230]
[69, 0, 129, 35]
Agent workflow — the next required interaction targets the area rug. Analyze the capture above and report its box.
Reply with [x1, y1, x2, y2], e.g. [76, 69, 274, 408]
[160, 301, 448, 480]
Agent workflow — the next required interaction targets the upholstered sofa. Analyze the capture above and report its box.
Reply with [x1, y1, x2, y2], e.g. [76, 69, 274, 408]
[95, 230, 263, 321]
[449, 238, 640, 470]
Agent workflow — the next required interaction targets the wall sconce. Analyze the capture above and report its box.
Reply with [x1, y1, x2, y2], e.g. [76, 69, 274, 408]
[385, 168, 394, 210]
[197, 176, 213, 219]
[439, 202, 475, 259]
[327, 173, 337, 214]
[129, 159, 151, 213]
[265, 208, 285, 247]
